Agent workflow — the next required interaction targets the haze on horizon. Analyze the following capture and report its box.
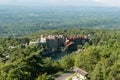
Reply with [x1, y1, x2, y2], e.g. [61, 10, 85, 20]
[0, 0, 120, 7]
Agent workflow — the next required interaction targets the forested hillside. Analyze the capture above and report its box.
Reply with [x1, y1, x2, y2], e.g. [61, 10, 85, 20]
[0, 29, 120, 80]
[0, 6, 120, 37]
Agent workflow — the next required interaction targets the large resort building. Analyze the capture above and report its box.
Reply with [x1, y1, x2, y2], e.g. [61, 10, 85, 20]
[29, 34, 90, 55]
[38, 35, 90, 48]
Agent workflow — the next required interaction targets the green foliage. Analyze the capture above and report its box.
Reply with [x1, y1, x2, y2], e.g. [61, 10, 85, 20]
[37, 73, 54, 80]
[0, 28, 120, 80]
[60, 55, 74, 70]
[0, 7, 120, 37]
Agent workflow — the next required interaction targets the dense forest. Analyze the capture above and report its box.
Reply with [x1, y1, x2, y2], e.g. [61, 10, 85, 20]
[0, 28, 120, 80]
[0, 5, 120, 80]
[0, 6, 120, 37]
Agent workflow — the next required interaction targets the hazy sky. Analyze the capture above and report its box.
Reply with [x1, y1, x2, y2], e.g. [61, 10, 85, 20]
[0, 0, 120, 7]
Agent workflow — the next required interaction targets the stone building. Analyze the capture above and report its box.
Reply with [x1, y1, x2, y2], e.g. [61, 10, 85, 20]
[40, 35, 67, 49]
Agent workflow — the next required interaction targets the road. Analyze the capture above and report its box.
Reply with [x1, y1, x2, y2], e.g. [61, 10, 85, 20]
[55, 72, 73, 80]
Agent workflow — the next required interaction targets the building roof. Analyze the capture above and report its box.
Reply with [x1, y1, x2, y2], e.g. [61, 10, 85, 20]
[68, 36, 88, 41]
[73, 68, 88, 76]
[66, 42, 74, 47]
